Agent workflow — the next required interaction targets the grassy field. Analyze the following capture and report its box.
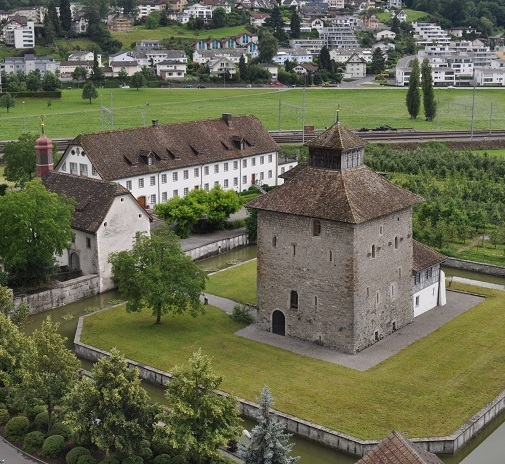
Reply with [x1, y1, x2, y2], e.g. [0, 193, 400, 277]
[81, 277, 505, 440]
[1, 87, 504, 140]
[375, 8, 430, 23]
[110, 25, 249, 45]
[205, 260, 257, 305]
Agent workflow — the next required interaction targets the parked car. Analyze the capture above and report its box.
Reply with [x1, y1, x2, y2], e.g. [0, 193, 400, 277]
[197, 84, 206, 89]
[183, 84, 193, 88]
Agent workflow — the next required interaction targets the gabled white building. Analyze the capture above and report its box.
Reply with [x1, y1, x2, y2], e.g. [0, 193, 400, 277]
[2, 54, 59, 77]
[412, 22, 451, 47]
[43, 171, 151, 292]
[156, 60, 187, 79]
[208, 57, 237, 77]
[54, 115, 289, 209]
[193, 49, 247, 65]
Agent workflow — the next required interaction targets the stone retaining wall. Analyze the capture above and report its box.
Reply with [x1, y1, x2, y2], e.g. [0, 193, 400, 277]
[14, 275, 100, 314]
[74, 309, 505, 458]
[184, 233, 249, 261]
[443, 258, 505, 277]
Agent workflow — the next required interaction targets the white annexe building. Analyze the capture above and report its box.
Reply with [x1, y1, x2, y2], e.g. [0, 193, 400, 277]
[55, 114, 288, 209]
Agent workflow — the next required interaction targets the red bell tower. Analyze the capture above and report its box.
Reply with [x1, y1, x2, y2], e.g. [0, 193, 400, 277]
[35, 117, 54, 177]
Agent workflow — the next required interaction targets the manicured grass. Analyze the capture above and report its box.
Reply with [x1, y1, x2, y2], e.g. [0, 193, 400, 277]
[375, 8, 430, 23]
[205, 260, 257, 305]
[82, 276, 505, 440]
[1, 87, 504, 140]
[111, 25, 249, 45]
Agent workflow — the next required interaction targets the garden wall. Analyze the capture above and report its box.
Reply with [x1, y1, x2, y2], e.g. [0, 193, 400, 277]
[73, 309, 505, 457]
[14, 275, 100, 315]
[443, 258, 505, 277]
[183, 231, 249, 261]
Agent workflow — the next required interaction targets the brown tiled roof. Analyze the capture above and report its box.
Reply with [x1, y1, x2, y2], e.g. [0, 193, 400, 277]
[413, 240, 445, 271]
[42, 171, 131, 234]
[279, 162, 306, 180]
[306, 122, 367, 151]
[248, 165, 423, 224]
[357, 430, 444, 464]
[61, 115, 278, 181]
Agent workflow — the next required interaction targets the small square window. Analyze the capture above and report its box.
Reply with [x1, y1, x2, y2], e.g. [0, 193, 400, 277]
[260, 156, 264, 165]
[204, 166, 209, 175]
[204, 183, 209, 191]
[183, 187, 189, 195]
[194, 168, 199, 177]
[268, 170, 272, 178]
[233, 177, 238, 186]
[138, 178, 144, 188]
[173, 190, 178, 197]
[150, 194, 156, 203]
[150, 176, 156, 186]
[173, 172, 178, 182]
[126, 180, 132, 190]
[224, 162, 229, 172]
[252, 158, 256, 166]
[243, 159, 247, 168]
[214, 164, 219, 174]
[224, 179, 229, 188]
[86, 237, 91, 248]
[161, 174, 167, 183]
[162, 192, 167, 201]
[242, 175, 247, 184]
[233, 161, 238, 170]
[183, 170, 189, 179]
[268, 154, 273, 162]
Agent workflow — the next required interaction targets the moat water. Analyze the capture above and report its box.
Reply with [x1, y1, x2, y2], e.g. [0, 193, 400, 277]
[24, 249, 505, 463]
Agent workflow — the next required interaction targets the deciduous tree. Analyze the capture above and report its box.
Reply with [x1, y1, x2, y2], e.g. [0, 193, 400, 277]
[0, 285, 28, 326]
[289, 8, 301, 39]
[3, 133, 37, 187]
[42, 71, 61, 91]
[59, 0, 72, 32]
[0, 92, 15, 113]
[72, 66, 88, 88]
[239, 386, 299, 464]
[130, 71, 146, 90]
[18, 317, 80, 432]
[370, 47, 386, 75]
[26, 69, 42, 91]
[318, 45, 332, 72]
[258, 31, 278, 63]
[64, 349, 157, 456]
[421, 58, 437, 121]
[109, 227, 206, 324]
[0, 313, 25, 390]
[82, 81, 98, 103]
[0, 178, 74, 288]
[406, 58, 421, 119]
[155, 349, 241, 464]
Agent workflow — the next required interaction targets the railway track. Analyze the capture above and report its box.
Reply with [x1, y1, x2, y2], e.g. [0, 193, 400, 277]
[1, 130, 505, 155]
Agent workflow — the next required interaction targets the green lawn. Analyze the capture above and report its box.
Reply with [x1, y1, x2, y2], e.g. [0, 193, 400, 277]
[82, 272, 505, 440]
[111, 25, 249, 45]
[1, 87, 504, 140]
[375, 8, 430, 24]
[205, 260, 257, 305]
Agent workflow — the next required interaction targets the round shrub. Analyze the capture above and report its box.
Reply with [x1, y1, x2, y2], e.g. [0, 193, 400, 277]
[33, 411, 49, 432]
[5, 415, 30, 441]
[77, 455, 97, 464]
[138, 447, 152, 462]
[23, 431, 45, 453]
[122, 457, 143, 464]
[26, 404, 46, 421]
[67, 446, 91, 464]
[42, 434, 66, 458]
[51, 422, 73, 440]
[169, 456, 185, 464]
[0, 407, 10, 425]
[99, 459, 120, 464]
[152, 455, 172, 464]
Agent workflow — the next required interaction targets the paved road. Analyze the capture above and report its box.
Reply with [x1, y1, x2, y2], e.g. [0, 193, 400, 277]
[0, 436, 44, 464]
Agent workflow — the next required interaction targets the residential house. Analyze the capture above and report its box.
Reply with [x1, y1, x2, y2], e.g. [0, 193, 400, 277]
[2, 16, 35, 48]
[344, 52, 367, 77]
[208, 57, 237, 77]
[108, 14, 134, 31]
[193, 49, 247, 65]
[273, 48, 313, 65]
[137, 0, 168, 19]
[156, 59, 187, 79]
[386, 0, 402, 8]
[362, 12, 379, 28]
[71, 15, 89, 33]
[10, 6, 45, 23]
[330, 48, 373, 64]
[250, 12, 268, 27]
[327, 0, 345, 9]
[43, 172, 151, 292]
[54, 115, 285, 209]
[474, 67, 505, 86]
[302, 1, 328, 18]
[375, 29, 396, 40]
[392, 8, 407, 22]
[321, 26, 359, 49]
[412, 22, 451, 46]
[2, 54, 59, 77]
[259, 63, 278, 80]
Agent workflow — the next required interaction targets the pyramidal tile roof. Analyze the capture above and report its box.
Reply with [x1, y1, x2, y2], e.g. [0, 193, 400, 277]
[306, 122, 367, 150]
[357, 430, 444, 464]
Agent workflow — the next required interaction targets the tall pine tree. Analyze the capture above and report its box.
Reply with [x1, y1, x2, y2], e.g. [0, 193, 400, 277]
[239, 386, 300, 464]
[406, 57, 421, 119]
[319, 45, 332, 72]
[421, 58, 437, 121]
[289, 8, 300, 39]
[59, 0, 72, 33]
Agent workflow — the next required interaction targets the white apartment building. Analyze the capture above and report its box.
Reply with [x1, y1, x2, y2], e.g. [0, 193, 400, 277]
[2, 54, 59, 76]
[321, 26, 359, 49]
[55, 115, 292, 209]
[412, 22, 451, 46]
[2, 18, 35, 48]
[137, 1, 166, 19]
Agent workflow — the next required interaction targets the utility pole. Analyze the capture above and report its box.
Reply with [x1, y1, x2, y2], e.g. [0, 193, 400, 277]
[302, 87, 305, 144]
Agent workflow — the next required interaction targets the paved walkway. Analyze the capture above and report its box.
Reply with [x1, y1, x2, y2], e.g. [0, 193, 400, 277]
[204, 290, 483, 372]
[0, 436, 44, 464]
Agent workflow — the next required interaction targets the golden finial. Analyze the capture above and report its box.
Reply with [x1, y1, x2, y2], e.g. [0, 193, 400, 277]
[40, 114, 45, 134]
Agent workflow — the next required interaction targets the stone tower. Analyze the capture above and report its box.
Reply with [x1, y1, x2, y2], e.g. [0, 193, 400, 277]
[35, 122, 54, 178]
[248, 123, 423, 354]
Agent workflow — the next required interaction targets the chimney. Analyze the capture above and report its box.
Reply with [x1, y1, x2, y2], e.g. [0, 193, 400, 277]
[222, 113, 232, 127]
[152, 119, 159, 128]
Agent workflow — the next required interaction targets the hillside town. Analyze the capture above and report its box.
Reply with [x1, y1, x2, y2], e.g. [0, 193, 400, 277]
[1, 0, 505, 87]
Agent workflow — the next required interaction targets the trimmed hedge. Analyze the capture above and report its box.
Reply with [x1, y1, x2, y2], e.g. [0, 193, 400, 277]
[23, 431, 45, 453]
[0, 408, 9, 425]
[0, 91, 62, 98]
[51, 421, 73, 440]
[98, 459, 119, 464]
[121, 457, 143, 464]
[25, 404, 46, 421]
[33, 411, 49, 432]
[66, 446, 91, 464]
[5, 415, 29, 441]
[42, 434, 66, 458]
[77, 455, 97, 464]
[152, 455, 171, 464]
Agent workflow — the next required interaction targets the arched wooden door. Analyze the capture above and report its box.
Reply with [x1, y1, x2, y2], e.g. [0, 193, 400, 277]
[272, 310, 285, 336]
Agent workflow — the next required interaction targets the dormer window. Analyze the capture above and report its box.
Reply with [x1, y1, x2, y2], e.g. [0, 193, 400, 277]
[147, 156, 153, 166]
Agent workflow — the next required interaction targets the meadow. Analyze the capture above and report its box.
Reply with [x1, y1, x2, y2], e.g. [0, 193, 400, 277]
[81, 274, 505, 440]
[1, 87, 504, 140]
